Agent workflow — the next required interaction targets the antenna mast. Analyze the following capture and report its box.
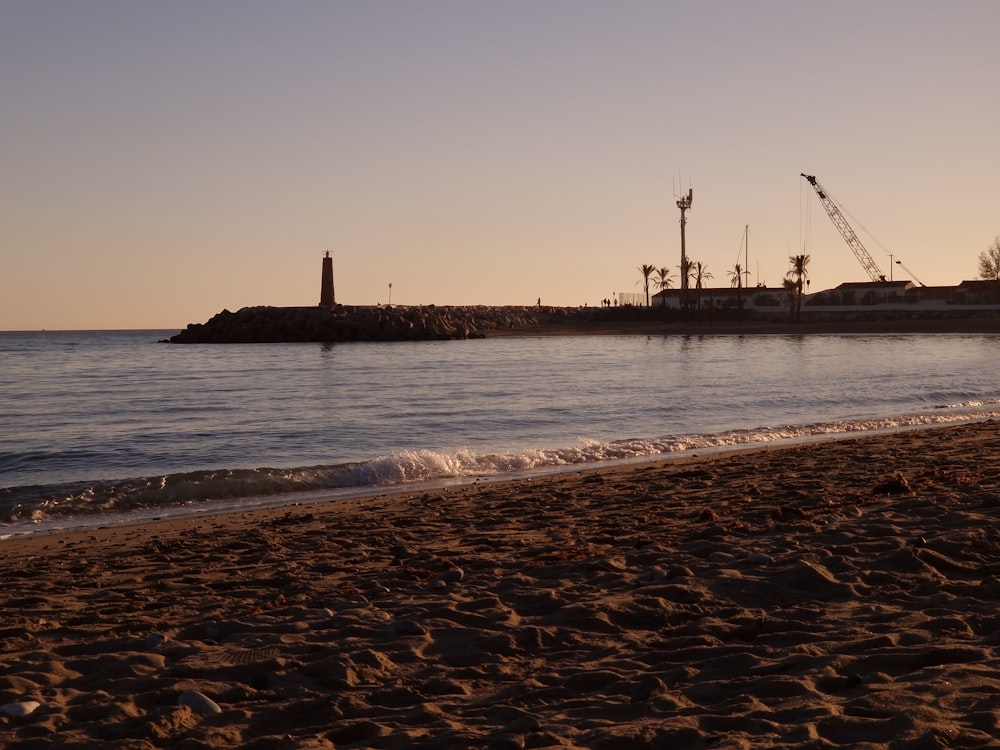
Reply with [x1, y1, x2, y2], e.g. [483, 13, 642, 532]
[676, 187, 694, 291]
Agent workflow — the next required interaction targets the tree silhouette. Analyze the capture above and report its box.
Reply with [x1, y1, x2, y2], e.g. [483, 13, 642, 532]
[653, 266, 675, 307]
[782, 277, 798, 321]
[678, 258, 696, 310]
[694, 262, 713, 310]
[637, 264, 657, 307]
[728, 262, 744, 315]
[785, 253, 810, 322]
[728, 263, 743, 289]
[654, 266, 674, 292]
[978, 237, 1000, 281]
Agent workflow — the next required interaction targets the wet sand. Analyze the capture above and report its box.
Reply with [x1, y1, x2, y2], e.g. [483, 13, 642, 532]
[3, 420, 1000, 748]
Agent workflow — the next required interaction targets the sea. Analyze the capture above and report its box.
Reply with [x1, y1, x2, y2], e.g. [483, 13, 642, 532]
[2, 329, 999, 537]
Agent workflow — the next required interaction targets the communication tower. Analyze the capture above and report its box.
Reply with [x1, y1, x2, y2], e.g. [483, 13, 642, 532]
[676, 188, 694, 291]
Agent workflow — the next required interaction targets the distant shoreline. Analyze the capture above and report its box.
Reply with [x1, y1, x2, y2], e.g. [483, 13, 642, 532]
[165, 304, 1000, 343]
[489, 313, 1000, 337]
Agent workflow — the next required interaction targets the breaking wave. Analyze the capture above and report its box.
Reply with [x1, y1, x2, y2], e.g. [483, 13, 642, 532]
[3, 405, 997, 527]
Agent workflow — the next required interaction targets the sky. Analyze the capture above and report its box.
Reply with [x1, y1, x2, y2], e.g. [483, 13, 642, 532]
[2, 1, 998, 330]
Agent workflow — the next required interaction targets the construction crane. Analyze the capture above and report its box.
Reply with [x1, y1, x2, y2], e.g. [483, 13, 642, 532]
[801, 173, 887, 283]
[894, 259, 927, 287]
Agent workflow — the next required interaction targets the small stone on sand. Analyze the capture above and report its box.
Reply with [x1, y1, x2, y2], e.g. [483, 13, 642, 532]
[1, 701, 40, 717]
[395, 619, 428, 636]
[178, 690, 222, 714]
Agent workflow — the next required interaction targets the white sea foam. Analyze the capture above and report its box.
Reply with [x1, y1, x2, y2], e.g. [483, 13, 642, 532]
[3, 407, 996, 527]
[359, 408, 1000, 481]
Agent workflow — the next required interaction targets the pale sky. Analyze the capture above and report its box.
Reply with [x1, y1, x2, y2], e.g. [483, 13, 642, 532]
[2, 1, 998, 330]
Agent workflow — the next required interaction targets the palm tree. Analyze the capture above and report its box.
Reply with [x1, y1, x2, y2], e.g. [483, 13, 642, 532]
[728, 262, 744, 315]
[782, 277, 798, 321]
[678, 258, 696, 310]
[728, 262, 744, 289]
[636, 264, 657, 307]
[694, 262, 713, 310]
[787, 253, 810, 322]
[654, 267, 674, 292]
[651, 267, 674, 313]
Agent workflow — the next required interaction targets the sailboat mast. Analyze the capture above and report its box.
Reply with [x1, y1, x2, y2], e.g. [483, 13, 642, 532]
[745, 225, 749, 288]
[743, 225, 752, 288]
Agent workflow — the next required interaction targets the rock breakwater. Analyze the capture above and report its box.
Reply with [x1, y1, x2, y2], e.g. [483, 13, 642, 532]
[167, 305, 591, 344]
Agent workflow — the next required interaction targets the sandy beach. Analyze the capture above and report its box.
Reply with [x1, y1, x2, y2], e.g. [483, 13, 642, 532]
[4, 421, 1000, 748]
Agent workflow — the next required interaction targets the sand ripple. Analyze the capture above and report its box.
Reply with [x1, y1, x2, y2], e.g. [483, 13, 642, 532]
[3, 421, 1000, 747]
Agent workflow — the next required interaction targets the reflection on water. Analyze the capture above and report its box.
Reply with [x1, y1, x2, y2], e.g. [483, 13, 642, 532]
[2, 331, 999, 492]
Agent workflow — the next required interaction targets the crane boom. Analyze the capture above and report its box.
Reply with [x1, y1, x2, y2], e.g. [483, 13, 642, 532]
[801, 173, 886, 283]
[894, 259, 926, 287]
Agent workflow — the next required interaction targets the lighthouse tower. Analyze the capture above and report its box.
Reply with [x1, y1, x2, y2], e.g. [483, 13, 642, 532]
[319, 251, 336, 308]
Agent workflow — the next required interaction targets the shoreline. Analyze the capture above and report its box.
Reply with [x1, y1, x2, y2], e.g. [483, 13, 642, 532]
[1, 419, 989, 548]
[4, 420, 1000, 747]
[4, 417, 994, 540]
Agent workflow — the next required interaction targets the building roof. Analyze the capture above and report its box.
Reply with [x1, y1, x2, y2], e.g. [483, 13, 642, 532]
[652, 285, 782, 299]
[832, 280, 914, 291]
[957, 279, 1000, 289]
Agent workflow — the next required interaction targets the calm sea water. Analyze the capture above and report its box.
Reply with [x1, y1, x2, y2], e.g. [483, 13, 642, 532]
[2, 329, 999, 532]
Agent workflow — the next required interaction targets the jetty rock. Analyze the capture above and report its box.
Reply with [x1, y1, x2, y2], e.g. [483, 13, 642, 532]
[167, 305, 592, 344]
